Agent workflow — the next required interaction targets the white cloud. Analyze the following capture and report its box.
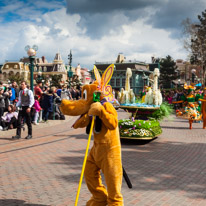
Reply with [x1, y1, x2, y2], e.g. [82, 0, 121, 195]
[0, 7, 187, 69]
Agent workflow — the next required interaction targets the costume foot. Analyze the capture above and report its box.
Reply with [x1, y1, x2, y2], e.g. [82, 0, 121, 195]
[25, 135, 32, 139]
[12, 135, 21, 139]
[86, 199, 107, 206]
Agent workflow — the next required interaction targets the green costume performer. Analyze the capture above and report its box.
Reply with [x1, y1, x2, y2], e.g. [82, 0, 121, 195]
[176, 86, 202, 129]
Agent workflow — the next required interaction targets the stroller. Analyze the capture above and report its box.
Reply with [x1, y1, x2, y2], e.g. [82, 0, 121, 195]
[48, 97, 65, 120]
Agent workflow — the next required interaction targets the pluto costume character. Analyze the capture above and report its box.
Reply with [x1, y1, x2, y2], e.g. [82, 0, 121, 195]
[60, 64, 124, 206]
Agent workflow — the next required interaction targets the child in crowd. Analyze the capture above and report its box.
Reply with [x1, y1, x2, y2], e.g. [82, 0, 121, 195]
[33, 96, 42, 125]
[1, 105, 18, 131]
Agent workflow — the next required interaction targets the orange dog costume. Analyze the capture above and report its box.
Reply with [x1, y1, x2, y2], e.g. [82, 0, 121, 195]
[60, 64, 124, 206]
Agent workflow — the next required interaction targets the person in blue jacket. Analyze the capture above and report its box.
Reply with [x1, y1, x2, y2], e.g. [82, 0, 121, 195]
[41, 89, 53, 122]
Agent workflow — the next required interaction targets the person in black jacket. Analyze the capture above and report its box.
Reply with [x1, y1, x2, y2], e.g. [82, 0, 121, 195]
[42, 89, 53, 122]
[0, 88, 10, 126]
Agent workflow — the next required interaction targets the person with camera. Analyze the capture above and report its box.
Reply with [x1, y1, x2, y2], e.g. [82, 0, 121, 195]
[12, 81, 34, 140]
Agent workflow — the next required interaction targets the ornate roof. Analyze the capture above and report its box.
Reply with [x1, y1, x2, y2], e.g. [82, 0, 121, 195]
[53, 53, 63, 64]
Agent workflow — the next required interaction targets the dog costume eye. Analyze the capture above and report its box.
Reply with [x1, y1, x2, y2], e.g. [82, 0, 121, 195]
[83, 90, 87, 100]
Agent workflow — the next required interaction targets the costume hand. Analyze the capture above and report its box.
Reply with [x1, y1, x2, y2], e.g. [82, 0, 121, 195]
[26, 108, 31, 113]
[88, 102, 103, 117]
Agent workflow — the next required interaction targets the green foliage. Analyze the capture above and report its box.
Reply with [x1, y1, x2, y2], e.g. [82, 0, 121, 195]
[50, 74, 62, 87]
[151, 102, 174, 120]
[119, 119, 160, 129]
[119, 119, 162, 138]
[159, 55, 178, 88]
[8, 74, 24, 85]
[135, 98, 142, 103]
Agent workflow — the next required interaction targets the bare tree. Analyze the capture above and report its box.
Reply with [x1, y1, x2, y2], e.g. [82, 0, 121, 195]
[182, 10, 206, 85]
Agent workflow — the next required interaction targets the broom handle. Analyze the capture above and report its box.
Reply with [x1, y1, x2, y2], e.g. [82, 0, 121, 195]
[75, 116, 95, 206]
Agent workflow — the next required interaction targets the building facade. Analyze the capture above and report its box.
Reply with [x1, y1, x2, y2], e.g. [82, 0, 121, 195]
[0, 61, 30, 83]
[93, 54, 151, 94]
[175, 59, 203, 85]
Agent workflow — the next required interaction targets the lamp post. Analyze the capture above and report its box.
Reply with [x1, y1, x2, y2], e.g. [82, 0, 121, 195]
[68, 50, 73, 88]
[191, 68, 196, 83]
[25, 45, 38, 91]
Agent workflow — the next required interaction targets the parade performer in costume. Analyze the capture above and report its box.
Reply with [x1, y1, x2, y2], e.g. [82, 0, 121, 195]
[60, 64, 123, 206]
[141, 86, 150, 103]
[199, 88, 206, 129]
[175, 83, 202, 129]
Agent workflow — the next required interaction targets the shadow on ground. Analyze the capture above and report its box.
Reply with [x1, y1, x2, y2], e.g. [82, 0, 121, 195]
[0, 199, 48, 206]
[52, 132, 206, 200]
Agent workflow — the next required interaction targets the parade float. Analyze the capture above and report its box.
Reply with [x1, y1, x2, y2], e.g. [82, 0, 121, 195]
[118, 68, 171, 140]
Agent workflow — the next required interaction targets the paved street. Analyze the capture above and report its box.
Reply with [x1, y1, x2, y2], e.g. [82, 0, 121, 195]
[0, 110, 206, 206]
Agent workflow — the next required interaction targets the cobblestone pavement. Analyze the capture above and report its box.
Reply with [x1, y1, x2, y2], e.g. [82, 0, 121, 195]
[0, 111, 206, 206]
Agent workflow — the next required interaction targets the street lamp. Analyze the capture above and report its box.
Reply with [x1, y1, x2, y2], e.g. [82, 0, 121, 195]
[191, 68, 196, 83]
[25, 45, 38, 91]
[68, 50, 73, 88]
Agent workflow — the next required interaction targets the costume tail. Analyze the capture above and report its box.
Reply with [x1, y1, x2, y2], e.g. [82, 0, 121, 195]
[123, 167, 132, 189]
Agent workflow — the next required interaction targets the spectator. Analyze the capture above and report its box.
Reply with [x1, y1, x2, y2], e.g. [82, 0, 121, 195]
[166, 91, 173, 104]
[1, 105, 18, 131]
[33, 96, 42, 125]
[10, 81, 19, 104]
[42, 89, 53, 123]
[0, 81, 5, 92]
[4, 89, 12, 111]
[56, 85, 62, 97]
[0, 88, 8, 126]
[12, 81, 34, 140]
[70, 87, 76, 99]
[34, 82, 43, 99]
[61, 86, 72, 100]
[75, 89, 80, 100]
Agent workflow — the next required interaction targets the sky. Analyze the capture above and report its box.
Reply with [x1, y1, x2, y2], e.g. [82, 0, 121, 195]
[0, 0, 206, 69]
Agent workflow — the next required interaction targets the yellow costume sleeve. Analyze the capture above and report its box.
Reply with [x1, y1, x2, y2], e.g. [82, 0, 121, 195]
[100, 102, 118, 130]
[88, 102, 118, 130]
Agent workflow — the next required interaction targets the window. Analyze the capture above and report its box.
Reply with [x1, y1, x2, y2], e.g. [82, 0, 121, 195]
[116, 78, 120, 86]
[111, 78, 115, 86]
[130, 77, 132, 87]
[122, 78, 125, 87]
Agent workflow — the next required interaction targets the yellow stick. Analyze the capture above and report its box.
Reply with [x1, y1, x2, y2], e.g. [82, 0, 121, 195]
[75, 115, 95, 206]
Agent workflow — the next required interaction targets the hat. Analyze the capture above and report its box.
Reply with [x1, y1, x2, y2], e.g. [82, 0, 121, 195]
[184, 83, 195, 90]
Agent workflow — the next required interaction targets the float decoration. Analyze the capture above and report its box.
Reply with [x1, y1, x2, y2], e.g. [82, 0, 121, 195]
[118, 68, 166, 140]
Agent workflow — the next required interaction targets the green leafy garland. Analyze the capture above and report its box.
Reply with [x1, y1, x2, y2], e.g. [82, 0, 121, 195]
[150, 102, 173, 120]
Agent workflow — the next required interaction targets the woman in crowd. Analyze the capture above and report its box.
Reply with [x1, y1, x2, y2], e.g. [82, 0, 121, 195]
[1, 104, 18, 131]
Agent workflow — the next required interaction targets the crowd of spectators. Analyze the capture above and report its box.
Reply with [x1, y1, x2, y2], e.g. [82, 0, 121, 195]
[0, 80, 82, 132]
